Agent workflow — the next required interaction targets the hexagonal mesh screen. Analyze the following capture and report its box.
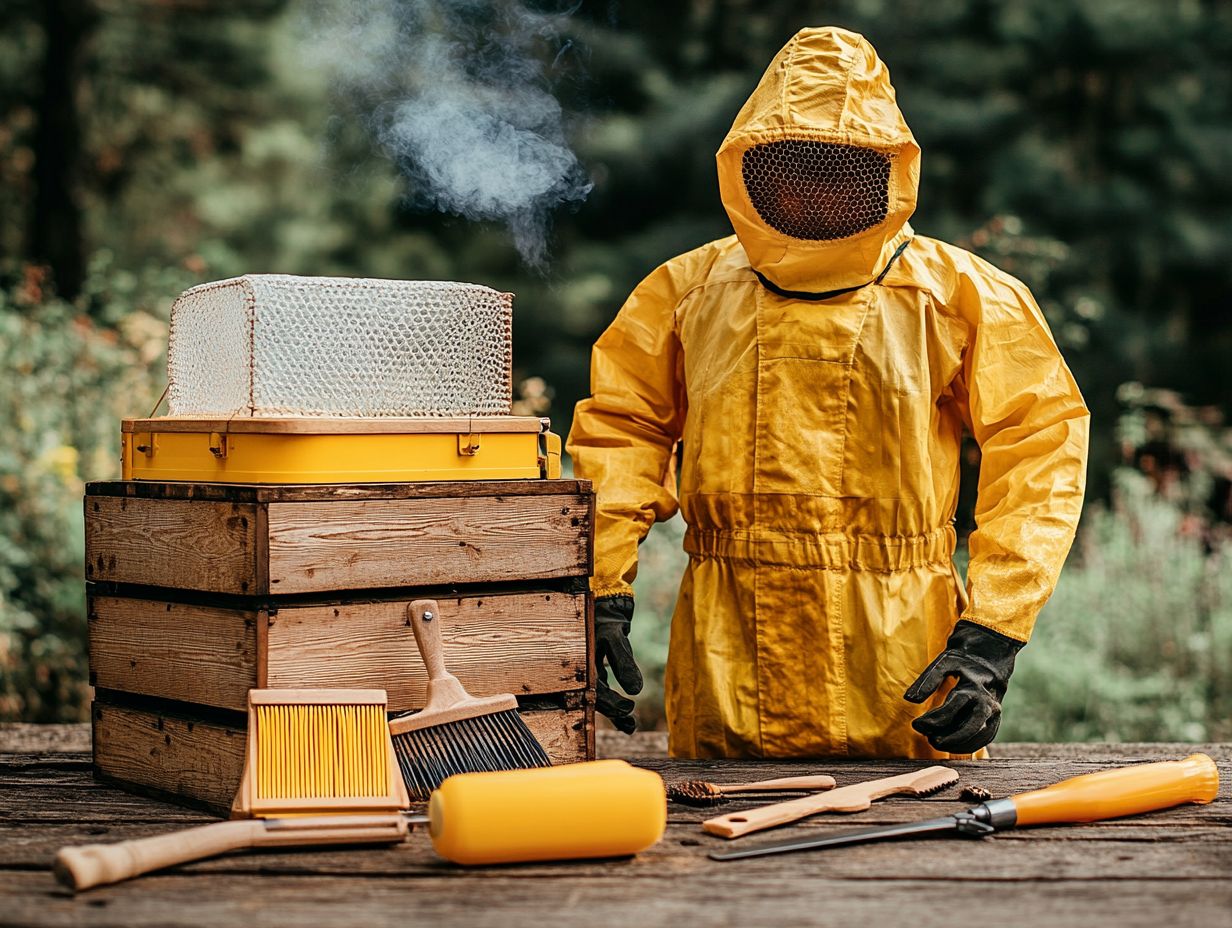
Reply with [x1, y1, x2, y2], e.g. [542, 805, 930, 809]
[741, 140, 891, 241]
[167, 275, 512, 417]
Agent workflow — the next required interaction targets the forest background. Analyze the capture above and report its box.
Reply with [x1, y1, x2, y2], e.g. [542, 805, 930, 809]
[2, 0, 1230, 740]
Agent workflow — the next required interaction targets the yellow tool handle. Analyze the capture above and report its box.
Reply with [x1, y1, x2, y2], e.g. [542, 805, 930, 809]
[1010, 753, 1219, 827]
[428, 759, 666, 865]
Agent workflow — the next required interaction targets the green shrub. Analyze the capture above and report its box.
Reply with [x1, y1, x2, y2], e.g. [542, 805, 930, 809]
[1001, 472, 1232, 742]
[627, 515, 686, 731]
[0, 269, 164, 721]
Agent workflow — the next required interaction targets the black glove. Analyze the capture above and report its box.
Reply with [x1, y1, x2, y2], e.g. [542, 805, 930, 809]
[903, 620, 1024, 754]
[594, 595, 643, 735]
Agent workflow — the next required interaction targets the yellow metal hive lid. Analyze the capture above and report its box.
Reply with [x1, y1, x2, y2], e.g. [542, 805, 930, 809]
[120, 415, 562, 484]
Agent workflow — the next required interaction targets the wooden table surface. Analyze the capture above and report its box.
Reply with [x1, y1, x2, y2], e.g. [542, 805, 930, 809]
[1, 725, 1229, 928]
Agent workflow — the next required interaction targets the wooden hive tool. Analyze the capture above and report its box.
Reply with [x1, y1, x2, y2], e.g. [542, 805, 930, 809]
[388, 599, 551, 801]
[702, 766, 959, 839]
[55, 689, 411, 891]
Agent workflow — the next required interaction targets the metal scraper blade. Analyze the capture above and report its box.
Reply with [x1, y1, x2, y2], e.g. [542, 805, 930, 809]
[708, 814, 991, 861]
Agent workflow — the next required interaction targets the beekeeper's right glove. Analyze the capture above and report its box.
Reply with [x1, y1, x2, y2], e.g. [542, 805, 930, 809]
[594, 595, 642, 734]
[903, 620, 1023, 754]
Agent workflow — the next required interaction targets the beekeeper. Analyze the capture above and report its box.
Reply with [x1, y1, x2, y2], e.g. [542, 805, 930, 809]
[567, 27, 1089, 759]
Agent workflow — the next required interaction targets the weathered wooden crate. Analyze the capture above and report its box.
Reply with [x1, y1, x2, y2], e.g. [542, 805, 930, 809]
[84, 478, 594, 814]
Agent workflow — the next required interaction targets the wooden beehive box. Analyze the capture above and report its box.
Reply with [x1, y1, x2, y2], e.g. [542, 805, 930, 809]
[84, 478, 594, 814]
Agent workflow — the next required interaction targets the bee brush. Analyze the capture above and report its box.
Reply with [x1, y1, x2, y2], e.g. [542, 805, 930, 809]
[388, 600, 550, 801]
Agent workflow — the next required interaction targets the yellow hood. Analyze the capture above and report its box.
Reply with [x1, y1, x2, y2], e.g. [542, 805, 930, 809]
[717, 27, 920, 292]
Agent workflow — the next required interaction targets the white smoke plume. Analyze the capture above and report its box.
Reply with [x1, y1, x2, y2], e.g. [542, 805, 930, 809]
[306, 1, 591, 269]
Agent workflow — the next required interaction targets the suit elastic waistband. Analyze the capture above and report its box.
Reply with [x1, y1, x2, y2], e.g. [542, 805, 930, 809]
[683, 524, 956, 571]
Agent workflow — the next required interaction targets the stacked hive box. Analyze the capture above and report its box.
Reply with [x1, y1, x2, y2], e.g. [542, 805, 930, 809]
[84, 276, 594, 814]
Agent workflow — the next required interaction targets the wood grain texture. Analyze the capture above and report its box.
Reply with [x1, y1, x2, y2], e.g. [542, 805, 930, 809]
[264, 593, 587, 713]
[89, 698, 590, 816]
[89, 598, 258, 711]
[521, 706, 589, 764]
[0, 724, 90, 753]
[4, 732, 1232, 928]
[265, 494, 591, 594]
[92, 702, 247, 814]
[87, 478, 590, 504]
[85, 496, 262, 595]
[4, 871, 1231, 928]
[4, 733, 1232, 928]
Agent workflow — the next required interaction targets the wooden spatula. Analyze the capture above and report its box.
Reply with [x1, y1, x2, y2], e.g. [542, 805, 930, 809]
[703, 766, 959, 839]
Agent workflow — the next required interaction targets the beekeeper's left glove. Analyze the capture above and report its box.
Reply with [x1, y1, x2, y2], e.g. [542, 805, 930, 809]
[594, 595, 642, 734]
[903, 620, 1024, 754]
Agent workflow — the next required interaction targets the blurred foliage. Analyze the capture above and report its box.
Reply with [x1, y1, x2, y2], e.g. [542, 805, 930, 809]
[625, 515, 687, 732]
[1, 0, 1230, 730]
[1002, 475, 1232, 742]
[0, 266, 163, 720]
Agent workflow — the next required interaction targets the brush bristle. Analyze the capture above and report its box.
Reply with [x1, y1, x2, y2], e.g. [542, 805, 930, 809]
[255, 703, 389, 799]
[392, 708, 550, 801]
[666, 780, 726, 807]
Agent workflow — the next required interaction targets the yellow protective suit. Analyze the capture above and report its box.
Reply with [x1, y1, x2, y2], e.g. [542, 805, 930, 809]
[567, 27, 1089, 759]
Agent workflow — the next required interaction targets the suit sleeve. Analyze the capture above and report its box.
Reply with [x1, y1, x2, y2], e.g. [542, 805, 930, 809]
[951, 267, 1090, 642]
[566, 263, 688, 599]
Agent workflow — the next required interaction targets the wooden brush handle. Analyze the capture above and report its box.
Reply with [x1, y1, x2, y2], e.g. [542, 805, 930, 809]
[724, 775, 837, 793]
[56, 815, 410, 892]
[389, 601, 516, 735]
[408, 599, 471, 709]
[409, 599, 450, 682]
[55, 820, 263, 891]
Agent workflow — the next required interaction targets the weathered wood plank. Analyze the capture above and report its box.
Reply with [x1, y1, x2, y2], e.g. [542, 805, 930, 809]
[85, 496, 262, 595]
[990, 741, 1232, 762]
[87, 478, 590, 503]
[265, 593, 587, 712]
[265, 494, 591, 593]
[89, 597, 259, 710]
[92, 702, 247, 814]
[598, 729, 667, 757]
[1, 871, 1230, 928]
[521, 705, 589, 765]
[5, 751, 1227, 834]
[90, 699, 590, 815]
[3, 731, 1232, 928]
[0, 724, 90, 754]
[7, 818, 1232, 879]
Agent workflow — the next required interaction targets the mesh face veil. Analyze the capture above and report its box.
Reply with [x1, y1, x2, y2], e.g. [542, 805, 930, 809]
[741, 140, 891, 241]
